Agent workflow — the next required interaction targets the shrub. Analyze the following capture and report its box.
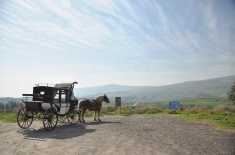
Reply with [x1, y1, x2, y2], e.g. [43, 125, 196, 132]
[214, 104, 230, 112]
[227, 81, 235, 105]
[145, 109, 162, 114]
[136, 106, 150, 114]
[121, 107, 135, 115]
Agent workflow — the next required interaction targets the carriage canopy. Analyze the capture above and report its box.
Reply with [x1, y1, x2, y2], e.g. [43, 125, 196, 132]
[32, 82, 78, 103]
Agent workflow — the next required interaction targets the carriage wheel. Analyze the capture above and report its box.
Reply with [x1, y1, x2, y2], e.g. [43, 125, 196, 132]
[67, 110, 80, 125]
[17, 107, 33, 129]
[58, 115, 67, 123]
[43, 108, 58, 131]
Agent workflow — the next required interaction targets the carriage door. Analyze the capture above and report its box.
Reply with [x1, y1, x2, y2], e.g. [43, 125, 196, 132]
[59, 89, 68, 114]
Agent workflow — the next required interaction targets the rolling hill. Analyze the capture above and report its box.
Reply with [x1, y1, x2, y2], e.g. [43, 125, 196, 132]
[74, 75, 235, 102]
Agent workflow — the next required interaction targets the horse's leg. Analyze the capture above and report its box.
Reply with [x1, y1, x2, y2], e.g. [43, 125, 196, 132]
[94, 111, 97, 121]
[78, 109, 82, 122]
[80, 110, 83, 123]
[82, 109, 86, 123]
[98, 109, 101, 122]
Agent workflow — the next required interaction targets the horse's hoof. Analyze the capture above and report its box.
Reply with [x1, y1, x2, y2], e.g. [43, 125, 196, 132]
[98, 119, 101, 122]
[94, 119, 97, 121]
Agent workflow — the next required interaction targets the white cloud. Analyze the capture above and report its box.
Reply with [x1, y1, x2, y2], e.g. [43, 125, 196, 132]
[200, 1, 217, 32]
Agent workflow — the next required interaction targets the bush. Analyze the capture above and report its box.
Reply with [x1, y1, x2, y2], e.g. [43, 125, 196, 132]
[214, 105, 230, 112]
[145, 109, 161, 114]
[227, 82, 235, 105]
[121, 107, 135, 115]
[136, 106, 150, 114]
[101, 106, 116, 115]
[134, 106, 162, 114]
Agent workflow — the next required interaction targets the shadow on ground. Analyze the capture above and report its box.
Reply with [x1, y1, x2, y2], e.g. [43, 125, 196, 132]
[17, 123, 95, 140]
[84, 121, 121, 125]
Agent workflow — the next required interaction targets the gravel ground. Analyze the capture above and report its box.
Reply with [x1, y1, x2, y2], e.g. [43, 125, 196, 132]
[0, 114, 234, 155]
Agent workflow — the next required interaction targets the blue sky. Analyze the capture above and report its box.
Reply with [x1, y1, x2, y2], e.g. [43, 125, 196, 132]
[0, 0, 235, 97]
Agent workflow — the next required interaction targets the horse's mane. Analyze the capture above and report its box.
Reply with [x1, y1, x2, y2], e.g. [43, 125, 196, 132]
[95, 94, 105, 102]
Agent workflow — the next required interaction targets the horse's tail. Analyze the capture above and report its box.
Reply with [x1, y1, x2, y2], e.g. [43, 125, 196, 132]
[78, 99, 84, 110]
[78, 99, 84, 122]
[78, 100, 82, 110]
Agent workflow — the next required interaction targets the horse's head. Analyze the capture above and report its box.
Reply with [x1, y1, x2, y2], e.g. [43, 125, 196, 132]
[103, 94, 110, 103]
[95, 94, 110, 103]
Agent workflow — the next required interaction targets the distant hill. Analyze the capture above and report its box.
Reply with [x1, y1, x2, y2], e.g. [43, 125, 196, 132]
[73, 84, 153, 97]
[1, 75, 234, 103]
[74, 75, 235, 102]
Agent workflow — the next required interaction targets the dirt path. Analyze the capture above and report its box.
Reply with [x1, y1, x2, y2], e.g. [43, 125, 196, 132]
[0, 114, 234, 155]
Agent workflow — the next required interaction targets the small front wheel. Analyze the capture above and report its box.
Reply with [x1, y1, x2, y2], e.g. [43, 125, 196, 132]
[17, 107, 33, 129]
[67, 110, 80, 125]
[43, 108, 58, 131]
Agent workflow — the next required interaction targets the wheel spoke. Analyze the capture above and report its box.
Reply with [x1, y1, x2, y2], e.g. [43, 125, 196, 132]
[51, 121, 55, 128]
[46, 123, 50, 130]
[22, 121, 26, 128]
[26, 120, 29, 127]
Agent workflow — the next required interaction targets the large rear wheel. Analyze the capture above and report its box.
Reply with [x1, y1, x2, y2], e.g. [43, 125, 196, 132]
[17, 107, 33, 129]
[43, 108, 58, 131]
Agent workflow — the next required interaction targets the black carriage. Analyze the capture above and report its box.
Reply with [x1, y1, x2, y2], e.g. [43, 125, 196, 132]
[17, 82, 79, 131]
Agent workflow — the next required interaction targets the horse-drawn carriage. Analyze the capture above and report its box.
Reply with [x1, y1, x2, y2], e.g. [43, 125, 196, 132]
[17, 82, 80, 131]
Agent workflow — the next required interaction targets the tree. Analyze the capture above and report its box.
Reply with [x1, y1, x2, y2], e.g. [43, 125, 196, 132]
[0, 102, 4, 111]
[227, 82, 235, 105]
[5, 101, 16, 110]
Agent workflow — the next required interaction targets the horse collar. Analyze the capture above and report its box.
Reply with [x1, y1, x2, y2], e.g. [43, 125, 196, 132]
[96, 95, 104, 103]
[94, 99, 100, 103]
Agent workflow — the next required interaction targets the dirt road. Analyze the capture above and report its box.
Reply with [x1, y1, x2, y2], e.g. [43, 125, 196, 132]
[0, 114, 234, 155]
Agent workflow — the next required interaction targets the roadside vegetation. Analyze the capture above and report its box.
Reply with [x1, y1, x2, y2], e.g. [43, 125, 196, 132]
[100, 97, 235, 131]
[0, 97, 234, 131]
[174, 105, 235, 131]
[100, 103, 235, 131]
[0, 110, 17, 123]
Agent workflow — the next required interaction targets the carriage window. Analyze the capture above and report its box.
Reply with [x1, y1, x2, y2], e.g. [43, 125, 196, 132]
[54, 94, 59, 102]
[61, 94, 66, 102]
[40, 91, 45, 95]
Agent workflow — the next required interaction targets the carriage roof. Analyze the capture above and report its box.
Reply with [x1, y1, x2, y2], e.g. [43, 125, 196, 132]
[34, 81, 78, 89]
[54, 82, 78, 90]
[29, 82, 78, 102]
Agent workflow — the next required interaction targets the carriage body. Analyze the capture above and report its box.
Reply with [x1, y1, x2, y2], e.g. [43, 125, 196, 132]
[17, 82, 79, 131]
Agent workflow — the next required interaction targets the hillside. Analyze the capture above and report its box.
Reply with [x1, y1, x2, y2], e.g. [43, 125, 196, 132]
[1, 75, 234, 103]
[74, 75, 235, 102]
[73, 84, 153, 97]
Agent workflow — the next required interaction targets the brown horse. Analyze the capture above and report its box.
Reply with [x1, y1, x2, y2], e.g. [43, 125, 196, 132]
[78, 94, 110, 123]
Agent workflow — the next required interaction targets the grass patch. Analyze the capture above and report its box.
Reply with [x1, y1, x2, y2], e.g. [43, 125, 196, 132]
[145, 109, 160, 114]
[117, 107, 135, 115]
[0, 111, 16, 123]
[175, 105, 235, 131]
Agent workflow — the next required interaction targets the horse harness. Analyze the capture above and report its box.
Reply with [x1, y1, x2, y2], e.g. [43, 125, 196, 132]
[90, 99, 101, 111]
